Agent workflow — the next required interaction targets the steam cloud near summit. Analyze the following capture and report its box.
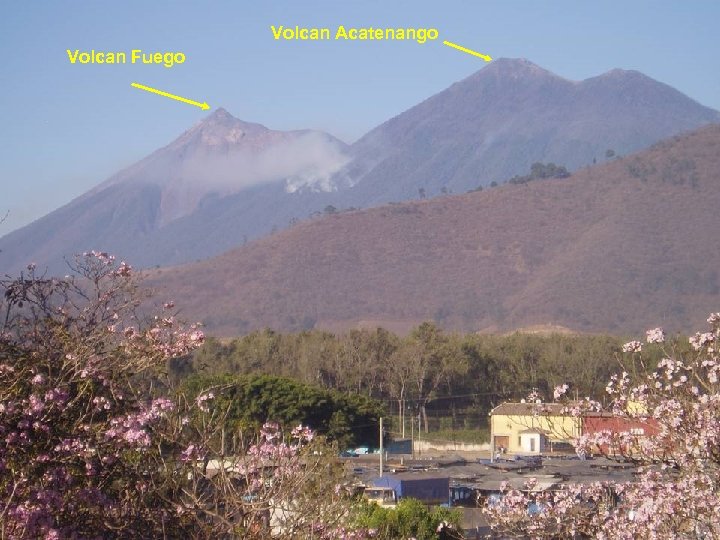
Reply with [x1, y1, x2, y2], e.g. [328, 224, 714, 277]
[179, 131, 350, 193]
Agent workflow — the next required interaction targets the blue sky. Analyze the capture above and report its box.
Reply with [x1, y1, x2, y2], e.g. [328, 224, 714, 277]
[1, 0, 719, 234]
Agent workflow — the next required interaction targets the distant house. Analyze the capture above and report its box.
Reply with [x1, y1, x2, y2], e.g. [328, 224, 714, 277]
[582, 412, 659, 456]
[518, 428, 549, 454]
[489, 402, 581, 454]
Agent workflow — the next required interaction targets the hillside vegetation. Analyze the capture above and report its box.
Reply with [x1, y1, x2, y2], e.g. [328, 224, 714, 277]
[149, 124, 720, 335]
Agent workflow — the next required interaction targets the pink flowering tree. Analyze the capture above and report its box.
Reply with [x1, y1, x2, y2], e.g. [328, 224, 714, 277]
[0, 254, 362, 539]
[0, 253, 208, 537]
[177, 411, 366, 538]
[485, 315, 720, 539]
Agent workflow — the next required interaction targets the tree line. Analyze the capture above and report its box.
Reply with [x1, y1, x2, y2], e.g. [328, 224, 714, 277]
[171, 323, 676, 434]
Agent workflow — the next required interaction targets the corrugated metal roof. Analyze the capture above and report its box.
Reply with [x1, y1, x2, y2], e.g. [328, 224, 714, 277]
[490, 402, 567, 416]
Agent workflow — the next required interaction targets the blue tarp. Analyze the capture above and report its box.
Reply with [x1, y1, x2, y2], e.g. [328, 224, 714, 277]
[371, 474, 449, 504]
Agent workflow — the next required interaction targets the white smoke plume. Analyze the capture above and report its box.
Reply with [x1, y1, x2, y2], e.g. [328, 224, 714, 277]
[178, 131, 349, 193]
[149, 131, 349, 225]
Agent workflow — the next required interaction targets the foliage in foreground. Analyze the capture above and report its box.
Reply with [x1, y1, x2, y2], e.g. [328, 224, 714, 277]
[351, 499, 463, 540]
[0, 254, 364, 539]
[485, 315, 720, 539]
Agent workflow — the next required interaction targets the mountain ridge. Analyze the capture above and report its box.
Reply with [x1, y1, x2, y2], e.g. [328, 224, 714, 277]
[145, 123, 720, 336]
[336, 58, 720, 207]
[0, 111, 349, 273]
[2, 58, 719, 275]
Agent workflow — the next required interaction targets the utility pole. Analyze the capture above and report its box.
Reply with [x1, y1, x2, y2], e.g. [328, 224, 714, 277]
[411, 414, 415, 460]
[490, 411, 496, 463]
[417, 412, 421, 456]
[379, 417, 384, 477]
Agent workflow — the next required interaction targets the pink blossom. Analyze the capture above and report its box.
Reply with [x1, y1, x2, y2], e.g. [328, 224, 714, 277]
[195, 392, 215, 413]
[113, 261, 132, 277]
[553, 384, 569, 400]
[622, 340, 642, 353]
[291, 423, 314, 441]
[646, 327, 665, 343]
[690, 332, 714, 350]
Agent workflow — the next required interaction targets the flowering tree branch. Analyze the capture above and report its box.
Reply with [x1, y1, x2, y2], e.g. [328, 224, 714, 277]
[0, 253, 371, 539]
[485, 315, 720, 539]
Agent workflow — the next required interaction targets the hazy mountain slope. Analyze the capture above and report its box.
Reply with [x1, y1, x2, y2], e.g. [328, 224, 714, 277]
[0, 110, 347, 274]
[0, 183, 162, 273]
[126, 182, 331, 268]
[3, 59, 719, 276]
[146, 125, 720, 336]
[336, 58, 720, 205]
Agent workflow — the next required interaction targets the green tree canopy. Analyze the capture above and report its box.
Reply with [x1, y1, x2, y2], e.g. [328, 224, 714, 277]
[181, 373, 386, 448]
[351, 499, 462, 540]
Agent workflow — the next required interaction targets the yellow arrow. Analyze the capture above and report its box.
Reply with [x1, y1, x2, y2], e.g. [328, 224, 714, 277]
[130, 82, 210, 110]
[442, 40, 492, 62]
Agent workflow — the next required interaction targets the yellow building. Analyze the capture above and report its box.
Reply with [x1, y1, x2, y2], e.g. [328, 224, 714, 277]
[490, 402, 582, 454]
